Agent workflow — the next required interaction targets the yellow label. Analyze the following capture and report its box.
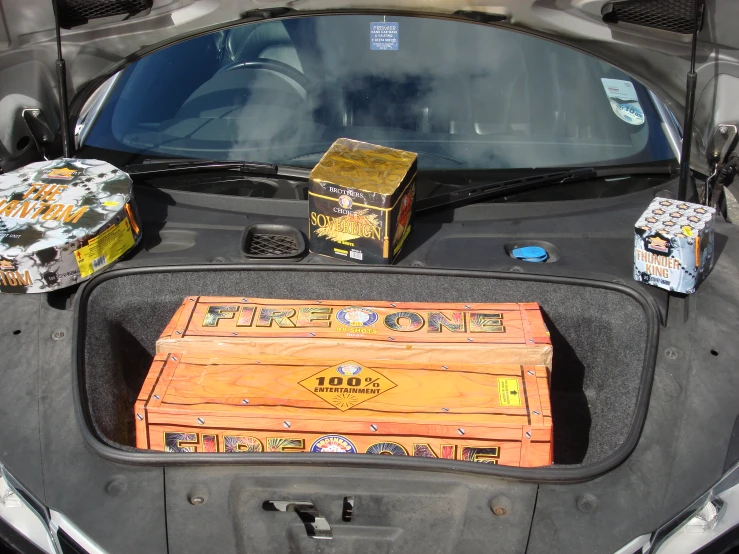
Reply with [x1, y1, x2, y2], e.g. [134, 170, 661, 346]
[299, 361, 397, 411]
[498, 378, 521, 407]
[103, 201, 120, 207]
[74, 217, 135, 278]
[46, 167, 79, 180]
[682, 226, 693, 237]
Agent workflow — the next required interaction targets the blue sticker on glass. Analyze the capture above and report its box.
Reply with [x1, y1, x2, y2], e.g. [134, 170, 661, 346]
[370, 22, 399, 51]
[615, 102, 645, 125]
[601, 78, 645, 126]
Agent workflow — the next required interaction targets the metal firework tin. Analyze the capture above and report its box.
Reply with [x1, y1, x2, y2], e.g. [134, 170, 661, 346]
[0, 158, 141, 293]
[308, 138, 417, 264]
[135, 353, 552, 467]
[634, 198, 715, 294]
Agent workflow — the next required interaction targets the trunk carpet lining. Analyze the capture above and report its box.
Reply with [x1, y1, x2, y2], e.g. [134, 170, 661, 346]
[81, 270, 648, 467]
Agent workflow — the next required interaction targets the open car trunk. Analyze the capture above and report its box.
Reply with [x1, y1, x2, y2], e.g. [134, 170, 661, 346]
[75, 265, 658, 480]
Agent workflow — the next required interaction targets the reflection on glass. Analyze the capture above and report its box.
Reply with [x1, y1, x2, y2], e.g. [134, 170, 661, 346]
[85, 15, 675, 169]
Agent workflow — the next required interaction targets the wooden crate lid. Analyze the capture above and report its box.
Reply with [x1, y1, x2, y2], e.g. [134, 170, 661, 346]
[136, 353, 551, 443]
[157, 297, 552, 367]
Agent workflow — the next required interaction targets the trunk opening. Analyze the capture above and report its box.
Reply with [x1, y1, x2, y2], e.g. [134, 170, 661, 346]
[75, 265, 658, 481]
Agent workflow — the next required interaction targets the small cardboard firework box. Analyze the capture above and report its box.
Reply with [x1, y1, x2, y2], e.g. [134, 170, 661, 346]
[308, 138, 417, 264]
[0, 158, 141, 293]
[136, 354, 552, 467]
[156, 297, 553, 368]
[634, 198, 715, 294]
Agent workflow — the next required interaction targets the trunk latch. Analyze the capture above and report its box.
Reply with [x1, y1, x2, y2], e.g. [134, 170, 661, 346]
[262, 500, 333, 539]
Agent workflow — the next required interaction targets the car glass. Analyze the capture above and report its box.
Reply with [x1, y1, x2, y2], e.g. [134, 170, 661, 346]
[83, 14, 676, 171]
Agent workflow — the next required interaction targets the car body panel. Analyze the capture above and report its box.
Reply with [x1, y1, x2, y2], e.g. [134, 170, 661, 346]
[0, 4, 738, 554]
[0, 0, 738, 173]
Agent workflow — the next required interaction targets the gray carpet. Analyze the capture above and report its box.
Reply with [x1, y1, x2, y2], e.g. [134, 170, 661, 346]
[81, 268, 650, 466]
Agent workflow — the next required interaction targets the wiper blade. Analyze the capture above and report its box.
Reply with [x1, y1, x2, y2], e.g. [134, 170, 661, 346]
[124, 158, 310, 179]
[415, 163, 677, 213]
[416, 168, 597, 213]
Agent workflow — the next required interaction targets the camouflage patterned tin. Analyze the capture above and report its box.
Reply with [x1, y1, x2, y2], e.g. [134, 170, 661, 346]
[0, 158, 142, 293]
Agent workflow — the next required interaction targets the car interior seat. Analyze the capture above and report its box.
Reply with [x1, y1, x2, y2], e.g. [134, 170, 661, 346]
[222, 21, 304, 72]
[172, 20, 311, 145]
[307, 16, 532, 137]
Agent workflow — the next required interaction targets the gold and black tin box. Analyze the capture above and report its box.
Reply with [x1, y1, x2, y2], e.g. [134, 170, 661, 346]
[308, 139, 417, 264]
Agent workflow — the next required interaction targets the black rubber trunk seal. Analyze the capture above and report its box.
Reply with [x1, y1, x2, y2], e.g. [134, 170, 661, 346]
[72, 263, 660, 484]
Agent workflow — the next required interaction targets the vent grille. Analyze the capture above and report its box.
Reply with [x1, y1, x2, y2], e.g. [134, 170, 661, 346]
[248, 234, 299, 257]
[604, 0, 703, 35]
[241, 224, 306, 260]
[57, 0, 153, 29]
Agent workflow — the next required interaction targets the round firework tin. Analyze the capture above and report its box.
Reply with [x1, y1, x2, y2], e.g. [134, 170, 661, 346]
[0, 158, 142, 293]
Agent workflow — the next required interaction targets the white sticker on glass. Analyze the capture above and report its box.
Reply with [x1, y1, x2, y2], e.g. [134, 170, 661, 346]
[601, 78, 645, 126]
[370, 22, 399, 51]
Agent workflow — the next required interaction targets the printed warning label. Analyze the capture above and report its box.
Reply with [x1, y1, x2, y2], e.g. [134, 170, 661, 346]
[299, 361, 397, 411]
[74, 217, 135, 278]
[370, 22, 399, 51]
[498, 378, 522, 407]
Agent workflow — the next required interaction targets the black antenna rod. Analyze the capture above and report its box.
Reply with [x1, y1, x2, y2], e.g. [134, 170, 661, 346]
[51, 0, 72, 158]
[677, 0, 702, 201]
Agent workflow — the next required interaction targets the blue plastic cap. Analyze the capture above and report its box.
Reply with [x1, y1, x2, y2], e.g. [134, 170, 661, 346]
[511, 246, 548, 262]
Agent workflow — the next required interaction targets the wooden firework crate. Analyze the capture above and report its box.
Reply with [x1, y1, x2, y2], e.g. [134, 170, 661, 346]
[156, 297, 552, 368]
[135, 354, 552, 466]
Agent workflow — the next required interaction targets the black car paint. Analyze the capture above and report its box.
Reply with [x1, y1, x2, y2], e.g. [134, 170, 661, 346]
[0, 170, 737, 552]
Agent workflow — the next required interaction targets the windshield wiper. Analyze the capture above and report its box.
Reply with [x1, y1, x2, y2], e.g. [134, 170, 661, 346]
[415, 163, 677, 213]
[124, 158, 311, 180]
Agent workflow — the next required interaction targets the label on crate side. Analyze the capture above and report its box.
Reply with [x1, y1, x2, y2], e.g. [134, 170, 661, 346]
[498, 378, 522, 407]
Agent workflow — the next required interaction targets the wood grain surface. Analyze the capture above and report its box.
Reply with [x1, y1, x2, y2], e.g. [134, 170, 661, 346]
[135, 352, 553, 467]
[156, 297, 553, 368]
[144, 425, 553, 467]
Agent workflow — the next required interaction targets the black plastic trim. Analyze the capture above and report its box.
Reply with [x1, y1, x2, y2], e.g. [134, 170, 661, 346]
[73, 264, 659, 484]
[57, 528, 89, 554]
[241, 224, 306, 260]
